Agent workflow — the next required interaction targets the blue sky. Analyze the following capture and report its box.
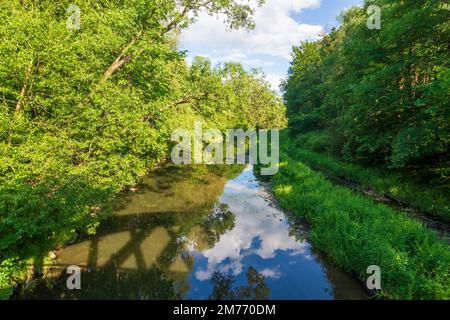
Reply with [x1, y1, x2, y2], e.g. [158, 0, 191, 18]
[181, 0, 363, 91]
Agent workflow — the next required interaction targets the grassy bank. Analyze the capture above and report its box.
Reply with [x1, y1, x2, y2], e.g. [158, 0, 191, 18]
[271, 137, 450, 299]
[286, 137, 450, 222]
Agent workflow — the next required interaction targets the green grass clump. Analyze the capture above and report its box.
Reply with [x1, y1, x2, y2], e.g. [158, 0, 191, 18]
[272, 139, 450, 299]
[287, 137, 450, 221]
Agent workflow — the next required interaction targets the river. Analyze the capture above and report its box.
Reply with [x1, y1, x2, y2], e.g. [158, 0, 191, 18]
[18, 165, 367, 300]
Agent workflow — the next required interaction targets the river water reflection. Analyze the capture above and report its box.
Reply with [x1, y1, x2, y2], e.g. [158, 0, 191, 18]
[20, 165, 367, 300]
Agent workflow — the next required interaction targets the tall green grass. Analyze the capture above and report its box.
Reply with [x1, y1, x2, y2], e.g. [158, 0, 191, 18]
[272, 138, 450, 299]
[287, 137, 450, 222]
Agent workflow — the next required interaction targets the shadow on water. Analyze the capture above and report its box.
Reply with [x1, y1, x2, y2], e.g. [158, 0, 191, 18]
[16, 164, 367, 300]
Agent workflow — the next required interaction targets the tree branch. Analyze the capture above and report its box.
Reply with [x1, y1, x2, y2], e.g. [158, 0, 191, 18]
[99, 26, 144, 85]
[82, 0, 234, 106]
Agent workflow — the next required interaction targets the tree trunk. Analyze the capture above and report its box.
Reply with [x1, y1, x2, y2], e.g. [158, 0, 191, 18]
[7, 59, 34, 146]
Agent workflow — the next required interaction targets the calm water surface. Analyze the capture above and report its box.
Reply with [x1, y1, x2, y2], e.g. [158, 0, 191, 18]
[20, 165, 367, 300]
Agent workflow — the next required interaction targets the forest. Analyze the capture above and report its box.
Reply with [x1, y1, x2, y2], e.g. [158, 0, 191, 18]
[283, 0, 449, 215]
[276, 0, 449, 299]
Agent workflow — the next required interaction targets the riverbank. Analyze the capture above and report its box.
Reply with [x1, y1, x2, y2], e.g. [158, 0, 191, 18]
[284, 138, 450, 223]
[270, 136, 450, 300]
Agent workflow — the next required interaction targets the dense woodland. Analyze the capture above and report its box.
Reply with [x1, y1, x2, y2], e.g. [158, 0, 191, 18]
[0, 0, 285, 296]
[283, 0, 449, 181]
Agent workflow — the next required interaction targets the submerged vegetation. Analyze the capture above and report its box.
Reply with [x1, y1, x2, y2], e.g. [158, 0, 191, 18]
[0, 0, 285, 297]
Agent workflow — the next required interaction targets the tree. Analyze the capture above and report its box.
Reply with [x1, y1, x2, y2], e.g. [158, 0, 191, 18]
[283, 0, 449, 177]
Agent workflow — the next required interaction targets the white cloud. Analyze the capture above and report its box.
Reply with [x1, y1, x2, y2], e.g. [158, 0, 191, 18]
[181, 0, 324, 91]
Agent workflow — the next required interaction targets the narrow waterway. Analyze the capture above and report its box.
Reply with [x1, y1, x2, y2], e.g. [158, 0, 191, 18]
[19, 165, 367, 300]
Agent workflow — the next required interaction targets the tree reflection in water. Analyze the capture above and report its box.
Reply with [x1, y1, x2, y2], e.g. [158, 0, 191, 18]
[202, 204, 235, 248]
[23, 265, 180, 300]
[209, 267, 270, 300]
[18, 195, 237, 300]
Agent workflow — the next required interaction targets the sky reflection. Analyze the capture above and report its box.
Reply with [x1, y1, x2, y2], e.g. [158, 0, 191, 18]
[185, 167, 344, 300]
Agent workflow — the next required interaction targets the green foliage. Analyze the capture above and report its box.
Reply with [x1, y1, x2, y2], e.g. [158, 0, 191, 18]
[284, 0, 449, 178]
[295, 130, 334, 153]
[289, 134, 450, 221]
[0, 0, 285, 296]
[281, 1, 450, 299]
[273, 134, 450, 300]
